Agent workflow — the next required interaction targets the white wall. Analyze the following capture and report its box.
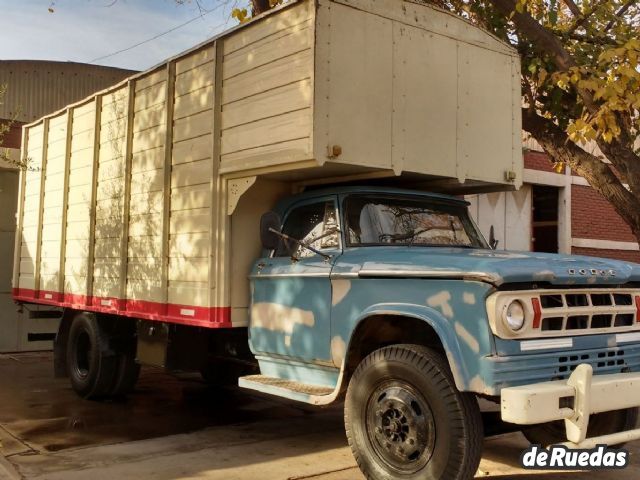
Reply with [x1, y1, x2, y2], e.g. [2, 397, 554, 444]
[466, 185, 532, 251]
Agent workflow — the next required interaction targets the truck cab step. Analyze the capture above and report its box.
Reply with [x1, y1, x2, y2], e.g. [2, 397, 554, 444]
[239, 374, 335, 404]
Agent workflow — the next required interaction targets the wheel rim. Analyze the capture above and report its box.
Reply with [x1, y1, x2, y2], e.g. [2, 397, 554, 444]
[365, 381, 436, 474]
[74, 330, 93, 379]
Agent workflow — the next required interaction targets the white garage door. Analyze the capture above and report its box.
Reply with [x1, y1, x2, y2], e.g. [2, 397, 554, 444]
[466, 185, 532, 252]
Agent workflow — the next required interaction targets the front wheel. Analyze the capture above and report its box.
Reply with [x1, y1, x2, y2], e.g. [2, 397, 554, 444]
[345, 344, 483, 480]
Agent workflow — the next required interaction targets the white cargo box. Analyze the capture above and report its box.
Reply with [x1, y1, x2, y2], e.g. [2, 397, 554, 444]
[13, 0, 522, 328]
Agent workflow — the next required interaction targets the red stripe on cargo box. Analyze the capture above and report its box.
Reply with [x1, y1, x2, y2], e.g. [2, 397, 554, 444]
[13, 288, 232, 328]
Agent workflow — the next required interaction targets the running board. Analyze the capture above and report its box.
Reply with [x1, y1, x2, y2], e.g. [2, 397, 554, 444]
[239, 374, 339, 405]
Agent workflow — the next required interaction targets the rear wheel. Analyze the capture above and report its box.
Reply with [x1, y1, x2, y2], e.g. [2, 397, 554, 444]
[523, 407, 639, 447]
[66, 312, 118, 399]
[345, 344, 483, 480]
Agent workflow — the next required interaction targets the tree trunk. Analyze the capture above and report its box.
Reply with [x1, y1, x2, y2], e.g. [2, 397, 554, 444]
[251, 0, 271, 15]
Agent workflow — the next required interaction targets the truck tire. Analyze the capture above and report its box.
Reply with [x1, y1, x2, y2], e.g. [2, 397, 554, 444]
[66, 312, 118, 399]
[345, 344, 483, 480]
[108, 319, 140, 396]
[109, 351, 141, 396]
[522, 407, 639, 447]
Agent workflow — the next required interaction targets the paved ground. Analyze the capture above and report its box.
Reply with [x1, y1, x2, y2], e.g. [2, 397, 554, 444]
[1, 352, 639, 480]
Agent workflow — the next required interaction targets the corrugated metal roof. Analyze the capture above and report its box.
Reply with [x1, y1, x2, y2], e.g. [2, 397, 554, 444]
[0, 60, 135, 123]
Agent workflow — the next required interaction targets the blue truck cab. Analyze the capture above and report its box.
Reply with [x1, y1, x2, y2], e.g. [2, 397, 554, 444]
[242, 185, 640, 478]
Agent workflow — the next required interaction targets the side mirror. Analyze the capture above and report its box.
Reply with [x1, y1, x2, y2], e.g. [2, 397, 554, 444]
[260, 211, 282, 250]
[489, 225, 499, 250]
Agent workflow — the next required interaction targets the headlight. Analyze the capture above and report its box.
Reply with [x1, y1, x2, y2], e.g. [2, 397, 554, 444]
[504, 300, 525, 332]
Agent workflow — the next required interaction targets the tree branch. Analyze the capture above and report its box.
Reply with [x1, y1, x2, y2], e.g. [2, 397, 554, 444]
[605, 0, 637, 31]
[489, 0, 599, 115]
[596, 125, 640, 198]
[562, 0, 582, 18]
[566, 0, 609, 34]
[251, 0, 270, 14]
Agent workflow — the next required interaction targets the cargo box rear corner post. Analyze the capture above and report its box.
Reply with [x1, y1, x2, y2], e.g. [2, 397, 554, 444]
[12, 1, 640, 479]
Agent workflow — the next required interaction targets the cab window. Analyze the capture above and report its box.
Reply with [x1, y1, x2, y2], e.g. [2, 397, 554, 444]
[275, 201, 339, 258]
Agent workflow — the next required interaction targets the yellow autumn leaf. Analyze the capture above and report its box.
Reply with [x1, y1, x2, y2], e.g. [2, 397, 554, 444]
[232, 7, 249, 23]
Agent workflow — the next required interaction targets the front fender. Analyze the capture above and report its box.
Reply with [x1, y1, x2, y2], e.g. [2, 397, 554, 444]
[347, 303, 477, 393]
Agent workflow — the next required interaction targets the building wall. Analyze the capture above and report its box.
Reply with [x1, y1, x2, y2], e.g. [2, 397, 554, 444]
[471, 143, 639, 264]
[571, 185, 636, 243]
[0, 61, 135, 124]
[573, 247, 640, 263]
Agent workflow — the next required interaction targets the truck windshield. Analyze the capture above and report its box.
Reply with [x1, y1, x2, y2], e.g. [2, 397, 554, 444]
[344, 195, 488, 248]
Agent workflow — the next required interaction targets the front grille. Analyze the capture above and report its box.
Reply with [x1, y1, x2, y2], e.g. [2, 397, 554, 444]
[538, 291, 636, 334]
[558, 350, 626, 374]
[492, 344, 640, 390]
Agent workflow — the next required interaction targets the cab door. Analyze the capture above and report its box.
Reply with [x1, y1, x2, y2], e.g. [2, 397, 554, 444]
[249, 197, 341, 364]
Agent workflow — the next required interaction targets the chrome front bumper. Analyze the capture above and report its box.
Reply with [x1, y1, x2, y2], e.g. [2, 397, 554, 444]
[501, 364, 640, 448]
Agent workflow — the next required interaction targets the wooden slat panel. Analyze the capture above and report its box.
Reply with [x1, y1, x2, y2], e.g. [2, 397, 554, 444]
[221, 108, 311, 155]
[220, 137, 309, 170]
[130, 169, 164, 194]
[126, 279, 163, 300]
[127, 259, 162, 282]
[131, 146, 164, 173]
[133, 103, 166, 133]
[170, 158, 211, 189]
[174, 85, 213, 120]
[97, 158, 125, 182]
[169, 208, 211, 234]
[172, 134, 212, 165]
[128, 213, 162, 237]
[223, 1, 311, 55]
[175, 60, 214, 97]
[128, 236, 162, 259]
[67, 187, 92, 206]
[131, 132, 165, 154]
[68, 164, 93, 187]
[168, 281, 208, 307]
[222, 79, 310, 129]
[169, 232, 209, 257]
[94, 238, 123, 258]
[65, 239, 91, 258]
[223, 20, 312, 80]
[176, 46, 216, 75]
[168, 258, 208, 282]
[171, 183, 211, 211]
[135, 69, 166, 93]
[173, 110, 212, 143]
[223, 57, 311, 138]
[92, 278, 120, 298]
[129, 190, 164, 215]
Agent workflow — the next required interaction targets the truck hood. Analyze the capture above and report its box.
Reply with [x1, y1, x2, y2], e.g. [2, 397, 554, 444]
[339, 247, 640, 286]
